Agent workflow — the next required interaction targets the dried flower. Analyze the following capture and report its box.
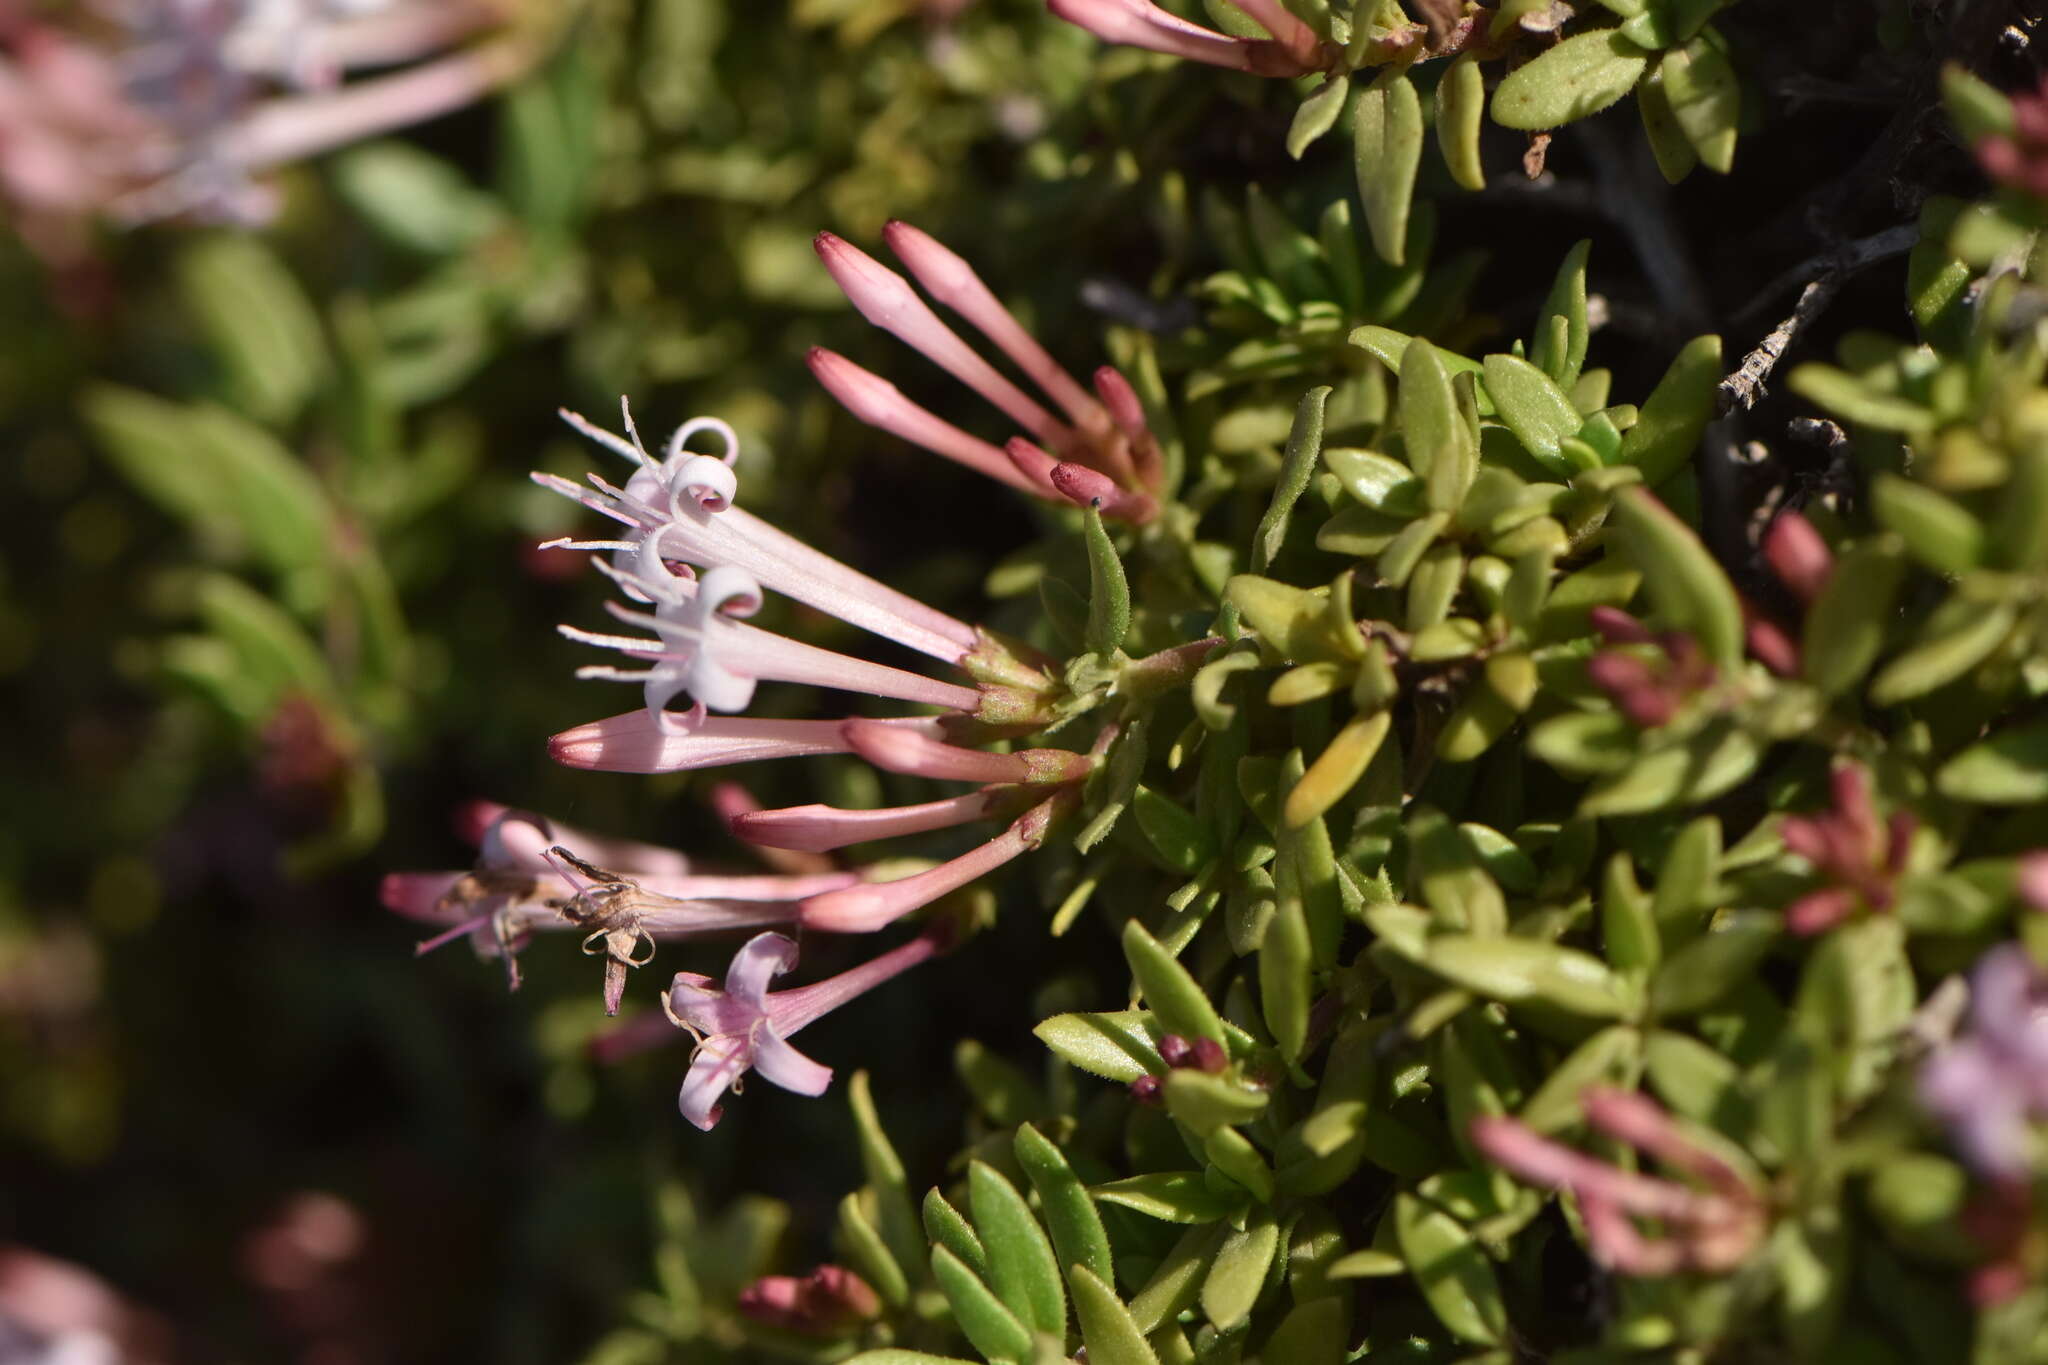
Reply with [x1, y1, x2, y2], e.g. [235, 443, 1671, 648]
[381, 804, 851, 1002]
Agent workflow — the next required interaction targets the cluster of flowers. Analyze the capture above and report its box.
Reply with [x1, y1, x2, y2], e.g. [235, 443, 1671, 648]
[0, 0, 532, 254]
[387, 225, 1174, 1129]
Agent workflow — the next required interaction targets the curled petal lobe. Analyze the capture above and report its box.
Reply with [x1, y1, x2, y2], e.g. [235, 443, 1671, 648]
[680, 1033, 751, 1131]
[750, 1029, 834, 1096]
[725, 931, 801, 1010]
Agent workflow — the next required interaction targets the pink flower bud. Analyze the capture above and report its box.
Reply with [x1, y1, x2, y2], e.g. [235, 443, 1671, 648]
[807, 347, 1048, 496]
[1763, 512, 1834, 605]
[1588, 606, 1654, 645]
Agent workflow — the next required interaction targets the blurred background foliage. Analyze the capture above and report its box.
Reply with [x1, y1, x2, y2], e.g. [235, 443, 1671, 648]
[0, 0, 2004, 1359]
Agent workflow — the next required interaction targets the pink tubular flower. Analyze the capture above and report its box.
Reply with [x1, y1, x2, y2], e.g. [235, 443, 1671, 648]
[561, 555, 980, 730]
[1471, 1088, 1764, 1275]
[541, 402, 981, 664]
[547, 711, 953, 775]
[732, 789, 1014, 854]
[812, 224, 1164, 518]
[1044, 0, 1334, 78]
[669, 929, 946, 1129]
[1778, 762, 1915, 935]
[1918, 943, 2048, 1180]
[800, 794, 1071, 933]
[0, 2, 532, 249]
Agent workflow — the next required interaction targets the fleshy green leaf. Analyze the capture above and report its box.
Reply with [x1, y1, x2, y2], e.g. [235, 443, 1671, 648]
[1354, 70, 1425, 264]
[1015, 1125, 1115, 1289]
[1034, 1010, 1164, 1084]
[1937, 719, 2048, 804]
[1436, 55, 1488, 191]
[1612, 487, 1744, 669]
[931, 1244, 1035, 1364]
[971, 1160, 1067, 1338]
[1071, 1265, 1162, 1365]
[1091, 1173, 1242, 1224]
[1492, 30, 1652, 132]
[1393, 1193, 1506, 1345]
[1122, 921, 1227, 1044]
[1618, 335, 1721, 488]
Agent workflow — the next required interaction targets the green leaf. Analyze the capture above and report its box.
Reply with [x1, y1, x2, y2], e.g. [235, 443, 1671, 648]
[1122, 921, 1226, 1045]
[931, 1244, 1035, 1364]
[1201, 1208, 1280, 1331]
[1519, 1025, 1639, 1132]
[956, 1039, 1048, 1128]
[1869, 599, 2015, 705]
[1870, 475, 1985, 575]
[1787, 365, 1936, 436]
[1260, 1296, 1347, 1365]
[80, 386, 227, 537]
[1436, 55, 1488, 191]
[1070, 1265, 1161, 1365]
[1618, 335, 1721, 488]
[1637, 63, 1699, 183]
[1162, 1069, 1270, 1135]
[1529, 711, 1636, 778]
[1661, 36, 1739, 172]
[1261, 878, 1315, 1060]
[1601, 852, 1660, 974]
[1801, 537, 1907, 698]
[1941, 63, 2015, 142]
[1091, 1173, 1241, 1224]
[1492, 30, 1652, 132]
[1129, 1225, 1226, 1333]
[1531, 241, 1591, 388]
[1421, 934, 1631, 1017]
[840, 1192, 912, 1308]
[1288, 76, 1351, 160]
[1324, 446, 1423, 514]
[849, 1072, 925, 1283]
[1580, 721, 1760, 816]
[1937, 719, 2048, 804]
[1254, 386, 1332, 571]
[175, 235, 328, 425]
[1643, 1028, 1747, 1132]
[1482, 354, 1582, 476]
[188, 571, 341, 711]
[1354, 69, 1425, 264]
[1225, 575, 1363, 662]
[1409, 805, 1507, 935]
[1612, 487, 1744, 669]
[1033, 1010, 1164, 1084]
[1650, 912, 1778, 1016]
[1393, 1193, 1506, 1345]
[924, 1187, 990, 1281]
[1015, 1125, 1115, 1289]
[971, 1160, 1067, 1338]
[1084, 505, 1131, 655]
[1286, 711, 1391, 829]
[1133, 786, 1211, 874]
[846, 1353, 981, 1365]
[332, 142, 505, 255]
